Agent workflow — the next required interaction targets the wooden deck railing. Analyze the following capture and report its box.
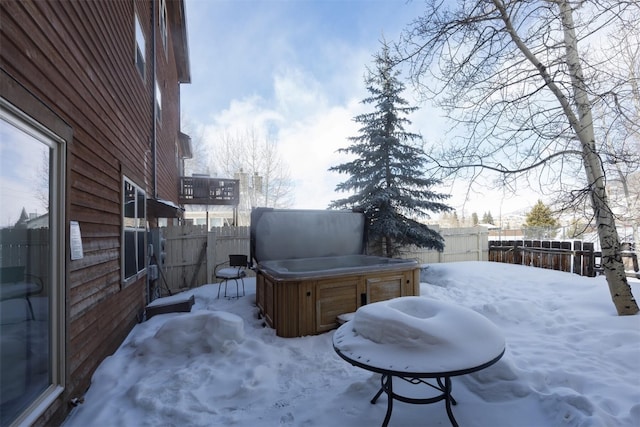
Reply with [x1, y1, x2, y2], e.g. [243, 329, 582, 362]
[178, 176, 239, 205]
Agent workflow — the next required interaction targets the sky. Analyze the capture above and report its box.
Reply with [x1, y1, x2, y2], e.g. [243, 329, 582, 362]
[180, 0, 540, 218]
[0, 117, 49, 228]
[61, 261, 640, 426]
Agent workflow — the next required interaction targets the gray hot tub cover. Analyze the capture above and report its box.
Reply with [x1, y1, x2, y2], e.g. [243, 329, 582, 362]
[250, 208, 367, 264]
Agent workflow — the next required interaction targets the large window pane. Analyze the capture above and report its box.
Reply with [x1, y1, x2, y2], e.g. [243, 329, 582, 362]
[137, 189, 145, 219]
[137, 231, 145, 274]
[122, 178, 145, 282]
[0, 117, 52, 425]
[124, 181, 136, 220]
[124, 231, 136, 279]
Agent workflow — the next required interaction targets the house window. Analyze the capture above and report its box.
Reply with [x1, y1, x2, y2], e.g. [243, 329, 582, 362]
[134, 12, 146, 78]
[122, 178, 146, 283]
[155, 77, 162, 124]
[159, 0, 168, 54]
[0, 103, 65, 426]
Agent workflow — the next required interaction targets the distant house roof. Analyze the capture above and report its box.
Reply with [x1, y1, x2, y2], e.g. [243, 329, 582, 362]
[477, 223, 500, 230]
[26, 213, 49, 229]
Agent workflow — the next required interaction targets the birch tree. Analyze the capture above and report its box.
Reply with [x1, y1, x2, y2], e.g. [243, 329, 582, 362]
[596, 21, 640, 263]
[400, 0, 638, 315]
[216, 127, 294, 210]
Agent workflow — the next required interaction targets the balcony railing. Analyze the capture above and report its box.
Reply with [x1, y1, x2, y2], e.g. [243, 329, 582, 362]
[179, 176, 239, 205]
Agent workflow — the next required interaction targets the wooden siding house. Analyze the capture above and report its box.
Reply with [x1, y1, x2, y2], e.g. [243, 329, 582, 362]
[0, 1, 191, 425]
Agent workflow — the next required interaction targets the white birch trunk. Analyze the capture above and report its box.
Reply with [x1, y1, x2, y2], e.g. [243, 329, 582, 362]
[494, 0, 638, 314]
[558, 0, 638, 315]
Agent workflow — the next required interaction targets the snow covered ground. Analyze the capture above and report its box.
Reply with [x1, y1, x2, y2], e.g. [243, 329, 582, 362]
[63, 261, 640, 427]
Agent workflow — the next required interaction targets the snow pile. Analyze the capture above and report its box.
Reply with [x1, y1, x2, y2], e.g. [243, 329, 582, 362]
[63, 262, 640, 427]
[351, 297, 448, 347]
[135, 311, 245, 358]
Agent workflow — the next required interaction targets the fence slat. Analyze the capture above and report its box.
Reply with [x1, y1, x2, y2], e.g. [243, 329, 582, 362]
[487, 239, 597, 277]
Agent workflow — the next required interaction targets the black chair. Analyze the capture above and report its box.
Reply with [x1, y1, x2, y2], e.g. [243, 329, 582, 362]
[214, 254, 248, 298]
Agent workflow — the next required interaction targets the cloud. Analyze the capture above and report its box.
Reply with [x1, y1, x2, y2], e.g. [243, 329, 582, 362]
[195, 63, 367, 209]
[278, 98, 363, 208]
[182, 1, 545, 214]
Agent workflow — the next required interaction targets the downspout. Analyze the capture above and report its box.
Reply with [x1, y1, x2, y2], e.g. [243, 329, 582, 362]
[148, 0, 158, 307]
[151, 0, 158, 199]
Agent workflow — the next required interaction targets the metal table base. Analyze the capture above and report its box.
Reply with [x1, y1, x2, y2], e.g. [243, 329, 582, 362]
[371, 374, 459, 427]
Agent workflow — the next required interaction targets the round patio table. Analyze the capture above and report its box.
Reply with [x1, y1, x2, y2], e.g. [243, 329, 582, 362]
[333, 297, 505, 427]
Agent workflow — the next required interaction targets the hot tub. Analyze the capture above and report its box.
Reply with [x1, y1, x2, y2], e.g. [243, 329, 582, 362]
[251, 208, 420, 338]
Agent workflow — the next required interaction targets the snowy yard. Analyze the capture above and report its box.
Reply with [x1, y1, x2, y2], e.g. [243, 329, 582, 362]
[64, 261, 640, 427]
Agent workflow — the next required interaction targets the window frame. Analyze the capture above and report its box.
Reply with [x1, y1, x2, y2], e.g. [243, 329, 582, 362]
[122, 176, 146, 286]
[154, 76, 162, 124]
[159, 0, 168, 55]
[0, 99, 66, 427]
[134, 11, 146, 79]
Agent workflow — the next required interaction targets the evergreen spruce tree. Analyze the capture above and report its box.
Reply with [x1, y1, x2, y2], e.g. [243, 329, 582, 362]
[450, 211, 459, 227]
[524, 200, 559, 239]
[525, 200, 558, 227]
[482, 211, 494, 225]
[329, 42, 452, 257]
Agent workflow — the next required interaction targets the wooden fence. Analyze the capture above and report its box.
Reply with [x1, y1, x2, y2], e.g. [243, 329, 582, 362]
[401, 226, 489, 264]
[158, 225, 489, 293]
[0, 227, 50, 284]
[159, 225, 252, 294]
[488, 239, 598, 276]
[160, 224, 208, 291]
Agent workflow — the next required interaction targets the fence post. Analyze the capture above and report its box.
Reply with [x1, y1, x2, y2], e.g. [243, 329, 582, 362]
[207, 232, 217, 284]
[541, 241, 550, 269]
[573, 240, 582, 275]
[513, 240, 522, 265]
[560, 241, 571, 272]
[550, 241, 560, 270]
[583, 242, 595, 277]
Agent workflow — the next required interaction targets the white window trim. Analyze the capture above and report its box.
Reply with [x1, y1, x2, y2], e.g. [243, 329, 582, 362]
[122, 176, 146, 285]
[0, 99, 66, 426]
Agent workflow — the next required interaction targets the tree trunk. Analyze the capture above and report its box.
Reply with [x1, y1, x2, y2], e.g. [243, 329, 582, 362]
[559, 0, 638, 315]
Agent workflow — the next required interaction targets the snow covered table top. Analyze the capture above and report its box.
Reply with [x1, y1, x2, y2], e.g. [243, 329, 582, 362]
[333, 296, 505, 376]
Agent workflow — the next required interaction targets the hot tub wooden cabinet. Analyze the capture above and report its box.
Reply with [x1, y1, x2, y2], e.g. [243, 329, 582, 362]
[256, 264, 420, 338]
[250, 208, 421, 338]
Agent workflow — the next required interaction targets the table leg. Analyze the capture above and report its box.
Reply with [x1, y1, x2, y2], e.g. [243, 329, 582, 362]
[371, 374, 394, 427]
[371, 375, 460, 427]
[371, 378, 384, 404]
[437, 377, 457, 405]
[443, 377, 459, 427]
[382, 374, 393, 427]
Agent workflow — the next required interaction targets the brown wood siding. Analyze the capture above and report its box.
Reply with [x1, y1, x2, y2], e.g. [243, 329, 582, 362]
[154, 1, 182, 202]
[1, 1, 187, 425]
